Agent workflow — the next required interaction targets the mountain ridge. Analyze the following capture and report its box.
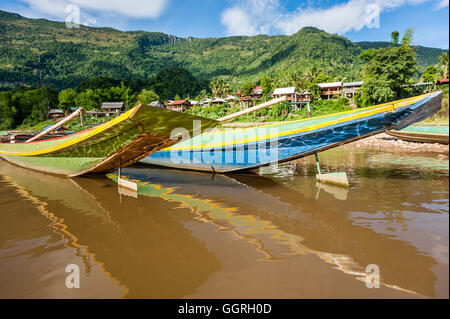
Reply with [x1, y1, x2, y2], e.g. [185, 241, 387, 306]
[0, 9, 447, 90]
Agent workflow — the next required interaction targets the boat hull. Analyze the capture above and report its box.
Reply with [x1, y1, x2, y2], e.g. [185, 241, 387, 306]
[0, 104, 217, 176]
[387, 125, 449, 144]
[141, 92, 443, 172]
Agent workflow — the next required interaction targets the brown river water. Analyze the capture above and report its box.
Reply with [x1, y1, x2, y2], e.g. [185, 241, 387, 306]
[0, 147, 448, 298]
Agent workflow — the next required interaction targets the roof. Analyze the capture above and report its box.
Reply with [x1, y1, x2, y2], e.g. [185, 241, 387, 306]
[189, 100, 199, 105]
[149, 101, 164, 108]
[401, 82, 434, 87]
[43, 125, 62, 130]
[169, 99, 190, 106]
[300, 90, 311, 95]
[343, 81, 363, 87]
[318, 82, 342, 88]
[212, 98, 226, 103]
[436, 78, 449, 85]
[225, 95, 237, 100]
[252, 86, 263, 94]
[48, 109, 64, 114]
[101, 102, 124, 109]
[273, 87, 296, 95]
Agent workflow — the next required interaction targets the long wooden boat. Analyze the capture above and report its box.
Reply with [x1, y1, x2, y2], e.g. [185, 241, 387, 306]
[141, 91, 443, 172]
[0, 103, 217, 176]
[386, 125, 449, 144]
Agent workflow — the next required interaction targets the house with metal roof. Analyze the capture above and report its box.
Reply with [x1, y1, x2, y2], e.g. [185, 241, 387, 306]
[342, 81, 364, 98]
[101, 102, 124, 116]
[149, 101, 165, 108]
[318, 82, 342, 99]
[272, 87, 312, 102]
[167, 99, 192, 112]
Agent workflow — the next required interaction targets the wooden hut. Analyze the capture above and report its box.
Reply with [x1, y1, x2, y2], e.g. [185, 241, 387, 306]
[48, 109, 65, 119]
[101, 102, 124, 116]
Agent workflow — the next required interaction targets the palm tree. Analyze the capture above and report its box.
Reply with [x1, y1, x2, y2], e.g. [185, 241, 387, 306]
[209, 78, 229, 98]
[391, 31, 399, 47]
[303, 65, 321, 83]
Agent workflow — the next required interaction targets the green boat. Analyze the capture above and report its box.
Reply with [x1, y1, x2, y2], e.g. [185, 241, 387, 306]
[0, 104, 217, 176]
[387, 125, 449, 144]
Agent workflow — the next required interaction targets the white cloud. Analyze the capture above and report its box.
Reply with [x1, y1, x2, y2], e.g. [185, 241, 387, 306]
[221, 7, 258, 36]
[221, 0, 432, 36]
[221, 0, 283, 36]
[435, 0, 449, 9]
[71, 0, 169, 18]
[20, 0, 169, 19]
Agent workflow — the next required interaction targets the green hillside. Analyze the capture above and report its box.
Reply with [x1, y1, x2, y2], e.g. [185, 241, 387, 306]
[0, 9, 447, 90]
[357, 41, 447, 70]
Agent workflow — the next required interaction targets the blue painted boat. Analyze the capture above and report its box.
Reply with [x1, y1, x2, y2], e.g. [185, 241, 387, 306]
[141, 92, 443, 172]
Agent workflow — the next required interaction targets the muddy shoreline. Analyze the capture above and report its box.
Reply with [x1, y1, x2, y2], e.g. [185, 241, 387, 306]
[344, 133, 449, 156]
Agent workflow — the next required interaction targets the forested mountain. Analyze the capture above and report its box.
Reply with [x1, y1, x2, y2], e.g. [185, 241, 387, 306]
[0, 9, 447, 90]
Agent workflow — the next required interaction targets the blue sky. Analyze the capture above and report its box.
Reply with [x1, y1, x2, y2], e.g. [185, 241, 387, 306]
[0, 0, 448, 48]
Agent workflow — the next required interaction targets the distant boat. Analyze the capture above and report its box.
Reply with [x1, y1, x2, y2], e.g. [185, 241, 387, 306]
[0, 104, 217, 176]
[387, 125, 449, 144]
[141, 91, 443, 172]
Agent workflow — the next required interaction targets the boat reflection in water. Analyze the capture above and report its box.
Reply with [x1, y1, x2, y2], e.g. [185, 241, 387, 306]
[0, 147, 448, 298]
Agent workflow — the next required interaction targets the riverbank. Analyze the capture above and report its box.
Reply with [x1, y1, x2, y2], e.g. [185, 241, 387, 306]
[344, 133, 449, 155]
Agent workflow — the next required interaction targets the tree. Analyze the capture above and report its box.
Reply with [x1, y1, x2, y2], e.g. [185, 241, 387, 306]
[401, 27, 414, 47]
[358, 29, 418, 106]
[391, 31, 399, 47]
[75, 89, 101, 110]
[260, 75, 274, 95]
[139, 89, 159, 104]
[240, 81, 255, 96]
[422, 65, 437, 83]
[209, 78, 229, 97]
[58, 88, 76, 111]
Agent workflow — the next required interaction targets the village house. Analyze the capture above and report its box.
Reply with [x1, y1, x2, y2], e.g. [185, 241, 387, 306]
[211, 97, 227, 105]
[48, 109, 65, 119]
[225, 95, 238, 104]
[272, 87, 297, 100]
[272, 87, 312, 102]
[251, 86, 263, 99]
[167, 99, 192, 112]
[318, 82, 342, 99]
[101, 102, 124, 116]
[342, 81, 363, 98]
[436, 78, 449, 86]
[164, 100, 174, 108]
[236, 86, 264, 105]
[299, 90, 312, 102]
[200, 98, 213, 107]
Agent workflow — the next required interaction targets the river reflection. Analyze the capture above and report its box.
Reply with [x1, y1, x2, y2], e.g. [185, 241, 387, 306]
[0, 147, 448, 298]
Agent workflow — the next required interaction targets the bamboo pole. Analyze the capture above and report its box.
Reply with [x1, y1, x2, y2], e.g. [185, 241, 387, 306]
[26, 107, 84, 142]
[217, 96, 287, 122]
